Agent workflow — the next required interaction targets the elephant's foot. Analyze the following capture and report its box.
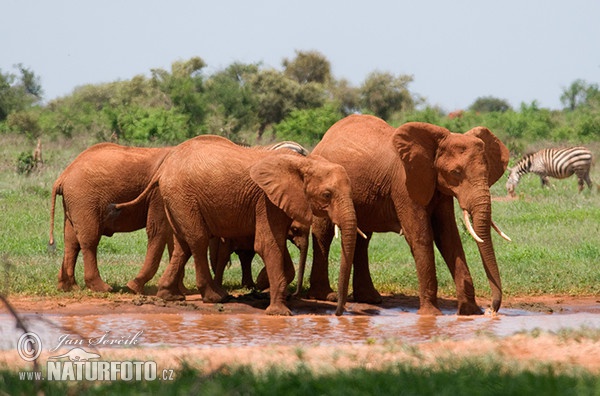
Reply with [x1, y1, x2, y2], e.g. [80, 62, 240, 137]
[350, 287, 383, 304]
[200, 286, 229, 303]
[85, 278, 113, 292]
[157, 287, 186, 301]
[57, 279, 79, 292]
[265, 303, 292, 316]
[242, 279, 256, 290]
[306, 286, 337, 302]
[126, 279, 144, 294]
[457, 300, 483, 316]
[417, 303, 443, 316]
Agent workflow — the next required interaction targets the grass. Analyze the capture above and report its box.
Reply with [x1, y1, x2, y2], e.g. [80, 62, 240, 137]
[2, 359, 600, 395]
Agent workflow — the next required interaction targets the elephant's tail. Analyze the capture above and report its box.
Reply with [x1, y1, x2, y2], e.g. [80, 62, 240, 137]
[48, 178, 64, 251]
[108, 175, 160, 217]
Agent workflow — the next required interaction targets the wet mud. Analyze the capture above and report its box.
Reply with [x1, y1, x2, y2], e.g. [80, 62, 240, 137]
[2, 294, 600, 351]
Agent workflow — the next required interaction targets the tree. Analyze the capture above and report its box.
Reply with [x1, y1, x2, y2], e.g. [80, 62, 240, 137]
[204, 62, 260, 138]
[282, 50, 331, 84]
[0, 64, 43, 121]
[249, 69, 299, 138]
[329, 78, 360, 115]
[469, 96, 512, 113]
[560, 79, 600, 111]
[360, 71, 414, 120]
[151, 57, 207, 127]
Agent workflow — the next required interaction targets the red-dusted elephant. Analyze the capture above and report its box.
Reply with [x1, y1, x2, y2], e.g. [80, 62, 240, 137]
[309, 115, 510, 315]
[112, 135, 357, 315]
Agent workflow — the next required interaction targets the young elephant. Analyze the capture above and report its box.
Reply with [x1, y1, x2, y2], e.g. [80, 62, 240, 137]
[209, 220, 310, 292]
[309, 115, 510, 316]
[49, 143, 173, 293]
[111, 135, 357, 315]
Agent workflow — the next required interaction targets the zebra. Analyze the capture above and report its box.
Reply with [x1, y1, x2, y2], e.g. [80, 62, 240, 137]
[506, 146, 594, 196]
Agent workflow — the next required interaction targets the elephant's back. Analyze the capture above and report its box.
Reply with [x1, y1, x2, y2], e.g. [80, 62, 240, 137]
[60, 144, 169, 205]
[314, 114, 396, 166]
[315, 114, 394, 157]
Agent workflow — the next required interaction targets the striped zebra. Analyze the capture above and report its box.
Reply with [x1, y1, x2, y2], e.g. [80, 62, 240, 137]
[506, 146, 593, 196]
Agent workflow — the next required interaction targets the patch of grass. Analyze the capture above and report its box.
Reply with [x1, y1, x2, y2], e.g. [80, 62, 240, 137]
[2, 360, 599, 395]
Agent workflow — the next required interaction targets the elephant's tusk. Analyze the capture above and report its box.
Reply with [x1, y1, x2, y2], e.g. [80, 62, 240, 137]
[462, 210, 484, 243]
[491, 220, 512, 242]
[357, 227, 368, 239]
[399, 228, 404, 236]
[334, 224, 340, 239]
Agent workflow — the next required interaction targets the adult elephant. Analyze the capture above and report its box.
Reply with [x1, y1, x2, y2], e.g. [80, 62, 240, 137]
[309, 114, 510, 316]
[111, 135, 357, 316]
[210, 220, 310, 293]
[49, 143, 173, 293]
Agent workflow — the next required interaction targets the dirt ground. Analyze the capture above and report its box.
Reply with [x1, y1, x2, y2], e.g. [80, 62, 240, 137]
[2, 293, 600, 374]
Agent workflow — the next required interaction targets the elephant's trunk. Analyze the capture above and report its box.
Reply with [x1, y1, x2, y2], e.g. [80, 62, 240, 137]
[335, 200, 358, 316]
[470, 198, 502, 313]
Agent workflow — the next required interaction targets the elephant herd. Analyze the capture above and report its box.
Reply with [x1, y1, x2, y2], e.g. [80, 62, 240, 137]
[48, 114, 511, 316]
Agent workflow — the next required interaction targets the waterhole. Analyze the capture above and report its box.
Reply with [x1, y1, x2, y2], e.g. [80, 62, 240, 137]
[2, 304, 599, 351]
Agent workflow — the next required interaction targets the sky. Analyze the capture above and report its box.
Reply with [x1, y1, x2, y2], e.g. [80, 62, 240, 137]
[2, 0, 599, 111]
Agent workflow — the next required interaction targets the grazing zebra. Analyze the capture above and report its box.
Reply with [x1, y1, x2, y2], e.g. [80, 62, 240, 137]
[506, 146, 594, 196]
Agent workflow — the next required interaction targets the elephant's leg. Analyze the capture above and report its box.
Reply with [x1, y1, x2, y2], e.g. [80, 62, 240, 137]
[258, 247, 291, 315]
[209, 238, 231, 288]
[157, 237, 190, 301]
[189, 239, 229, 303]
[283, 247, 296, 285]
[255, 247, 293, 290]
[255, 206, 292, 315]
[127, 221, 169, 294]
[239, 250, 257, 289]
[351, 232, 382, 303]
[81, 239, 112, 292]
[401, 209, 441, 315]
[307, 217, 336, 301]
[57, 220, 80, 291]
[432, 196, 482, 315]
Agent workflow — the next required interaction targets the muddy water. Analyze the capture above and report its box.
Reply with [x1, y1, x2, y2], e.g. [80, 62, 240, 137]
[2, 305, 600, 351]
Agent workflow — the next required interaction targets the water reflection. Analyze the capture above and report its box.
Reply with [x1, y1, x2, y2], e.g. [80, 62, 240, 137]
[2, 307, 600, 351]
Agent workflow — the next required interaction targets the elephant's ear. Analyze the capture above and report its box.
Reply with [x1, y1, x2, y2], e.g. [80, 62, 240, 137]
[465, 127, 509, 186]
[250, 154, 313, 226]
[392, 122, 448, 206]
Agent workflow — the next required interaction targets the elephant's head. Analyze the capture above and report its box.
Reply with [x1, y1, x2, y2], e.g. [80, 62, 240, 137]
[393, 122, 509, 312]
[250, 152, 357, 315]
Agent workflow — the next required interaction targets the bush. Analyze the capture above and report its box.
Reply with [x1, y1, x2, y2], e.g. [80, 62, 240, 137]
[273, 104, 342, 148]
[16, 151, 35, 174]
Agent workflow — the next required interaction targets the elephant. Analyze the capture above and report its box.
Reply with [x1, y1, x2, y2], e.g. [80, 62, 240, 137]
[308, 114, 510, 316]
[209, 220, 310, 294]
[49, 140, 309, 295]
[49, 143, 174, 293]
[111, 135, 357, 315]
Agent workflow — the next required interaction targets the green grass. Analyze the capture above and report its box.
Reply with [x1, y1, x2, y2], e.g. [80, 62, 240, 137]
[2, 359, 600, 396]
[1, 135, 599, 299]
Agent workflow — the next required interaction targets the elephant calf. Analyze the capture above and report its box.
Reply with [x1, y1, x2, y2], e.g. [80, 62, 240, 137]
[49, 143, 173, 293]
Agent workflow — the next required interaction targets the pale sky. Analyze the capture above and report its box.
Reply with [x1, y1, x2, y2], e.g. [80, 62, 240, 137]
[2, 0, 599, 111]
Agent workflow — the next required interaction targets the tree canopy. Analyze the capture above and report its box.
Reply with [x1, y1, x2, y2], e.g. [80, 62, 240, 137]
[1, 51, 598, 149]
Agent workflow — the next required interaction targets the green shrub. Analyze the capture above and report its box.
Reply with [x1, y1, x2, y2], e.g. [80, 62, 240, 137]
[273, 104, 342, 148]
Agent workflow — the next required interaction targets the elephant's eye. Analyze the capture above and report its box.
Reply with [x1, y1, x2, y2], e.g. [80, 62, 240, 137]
[451, 168, 463, 177]
[321, 190, 332, 200]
